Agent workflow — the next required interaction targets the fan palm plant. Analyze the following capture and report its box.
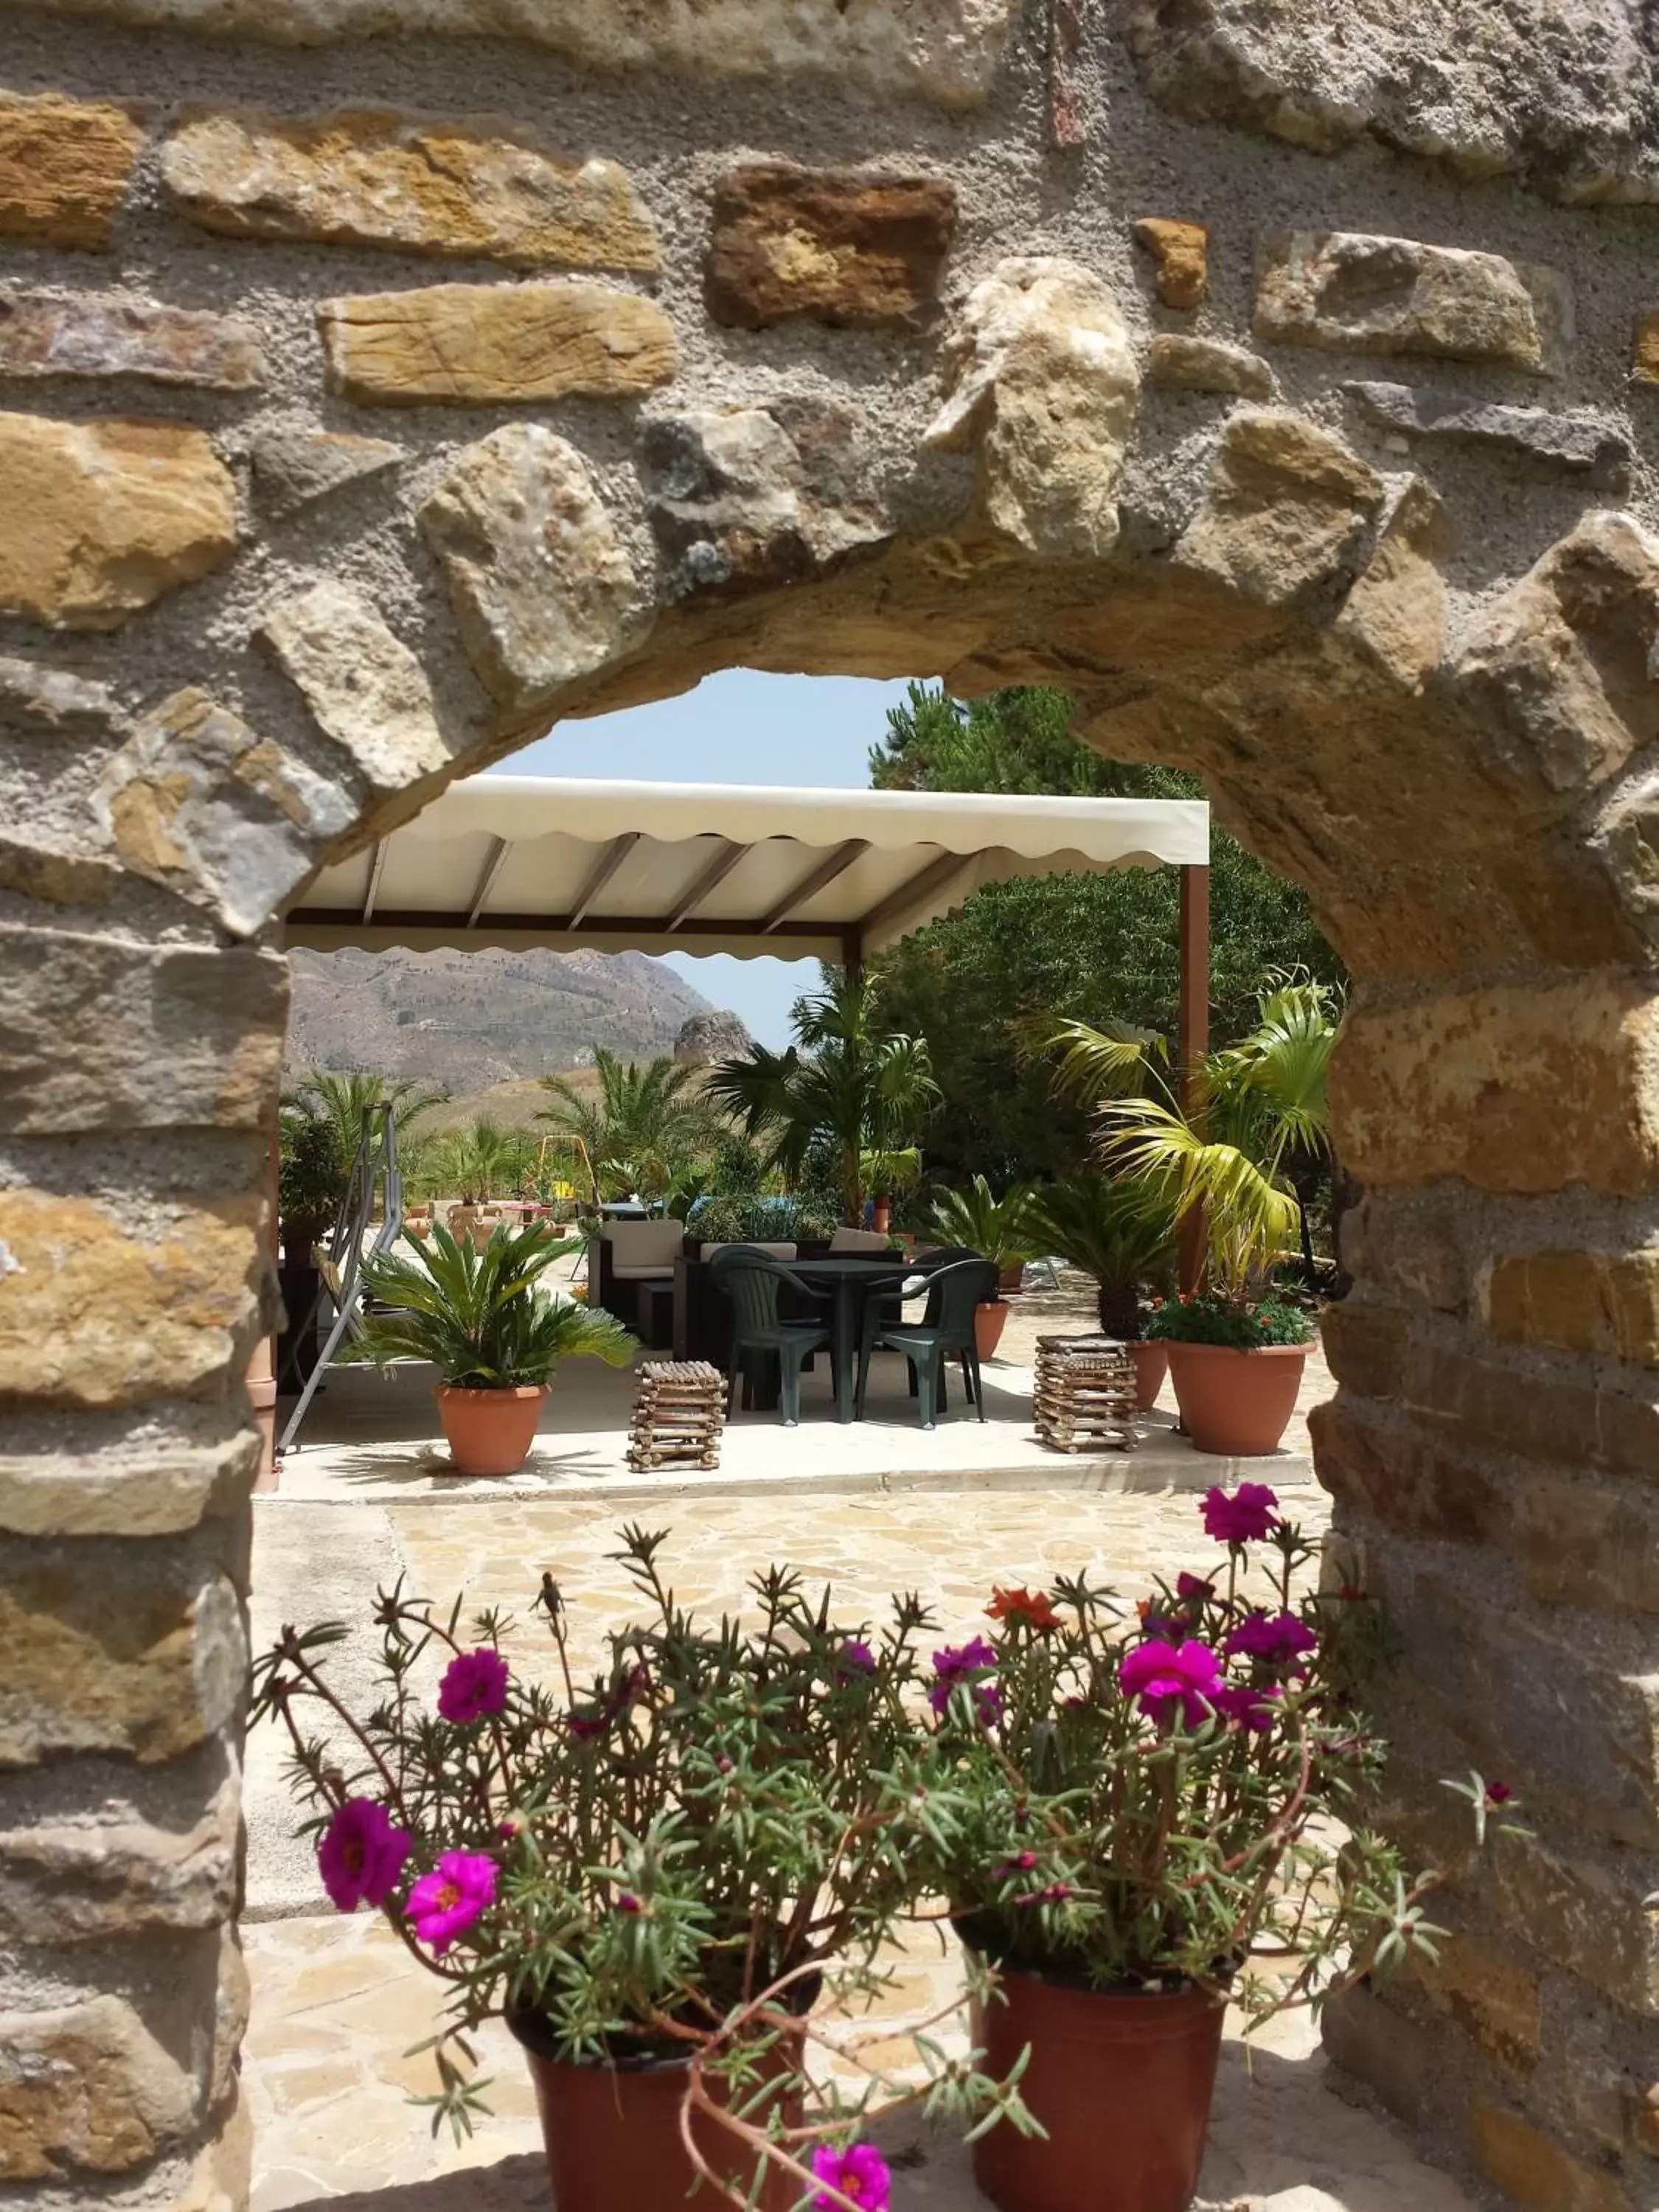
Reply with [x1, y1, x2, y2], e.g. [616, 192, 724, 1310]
[1024, 1174, 1180, 1338]
[927, 1176, 1039, 1274]
[426, 1116, 529, 1206]
[537, 1051, 717, 1206]
[704, 973, 939, 1225]
[285, 1070, 450, 1161]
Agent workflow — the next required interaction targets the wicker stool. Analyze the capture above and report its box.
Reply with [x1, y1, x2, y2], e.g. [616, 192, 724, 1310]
[1034, 1333, 1138, 1455]
[627, 1360, 726, 1472]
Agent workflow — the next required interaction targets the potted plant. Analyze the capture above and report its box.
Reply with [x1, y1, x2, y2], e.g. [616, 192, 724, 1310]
[250, 1529, 1028, 2212]
[1023, 1175, 1178, 1410]
[927, 1487, 1514, 2212]
[338, 1219, 635, 1475]
[926, 1176, 1039, 1360]
[1141, 1288, 1314, 1455]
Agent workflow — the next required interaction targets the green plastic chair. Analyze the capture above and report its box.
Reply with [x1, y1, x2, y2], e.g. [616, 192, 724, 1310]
[708, 1247, 832, 1427]
[855, 1256, 999, 1429]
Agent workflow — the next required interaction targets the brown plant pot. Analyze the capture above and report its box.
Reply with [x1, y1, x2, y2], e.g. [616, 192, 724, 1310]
[975, 1298, 1011, 1360]
[998, 1259, 1025, 1296]
[435, 1384, 546, 1477]
[509, 2018, 803, 2212]
[1127, 1340, 1169, 1413]
[972, 1972, 1225, 2212]
[1164, 1340, 1309, 1455]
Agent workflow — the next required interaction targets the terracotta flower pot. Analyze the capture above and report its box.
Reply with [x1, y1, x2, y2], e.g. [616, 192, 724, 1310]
[1164, 1340, 1308, 1455]
[1127, 1340, 1169, 1413]
[509, 2015, 803, 2212]
[975, 1298, 1011, 1360]
[971, 1971, 1225, 2212]
[998, 1259, 1026, 1296]
[435, 1384, 546, 1476]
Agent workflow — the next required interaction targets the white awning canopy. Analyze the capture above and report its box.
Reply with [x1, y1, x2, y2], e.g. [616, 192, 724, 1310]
[285, 776, 1210, 964]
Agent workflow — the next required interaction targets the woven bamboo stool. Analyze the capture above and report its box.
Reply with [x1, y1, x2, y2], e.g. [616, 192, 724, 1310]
[1033, 1334, 1138, 1454]
[627, 1360, 726, 1472]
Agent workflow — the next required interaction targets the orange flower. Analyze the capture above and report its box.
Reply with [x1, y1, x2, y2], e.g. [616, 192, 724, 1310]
[987, 1587, 1061, 1632]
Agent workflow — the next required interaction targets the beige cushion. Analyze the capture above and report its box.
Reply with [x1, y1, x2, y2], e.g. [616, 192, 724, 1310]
[611, 1262, 677, 1281]
[700, 1241, 797, 1261]
[605, 1220, 684, 1281]
[829, 1226, 897, 1253]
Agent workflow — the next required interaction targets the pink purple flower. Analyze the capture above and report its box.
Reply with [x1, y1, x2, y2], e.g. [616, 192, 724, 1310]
[929, 1636, 998, 1717]
[1222, 1610, 1318, 1669]
[615, 1890, 644, 1914]
[317, 1798, 411, 1913]
[437, 1648, 509, 1725]
[1212, 1683, 1281, 1733]
[1485, 1781, 1514, 1806]
[811, 2141, 891, 2211]
[995, 1851, 1040, 1879]
[1200, 1482, 1281, 1546]
[407, 1850, 497, 1953]
[1176, 1573, 1215, 1602]
[837, 1639, 877, 1676]
[1118, 1638, 1225, 1730]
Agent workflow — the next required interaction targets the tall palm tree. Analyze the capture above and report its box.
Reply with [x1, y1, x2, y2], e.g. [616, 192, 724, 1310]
[426, 1116, 528, 1205]
[284, 1070, 450, 1166]
[704, 973, 939, 1225]
[536, 1049, 716, 1205]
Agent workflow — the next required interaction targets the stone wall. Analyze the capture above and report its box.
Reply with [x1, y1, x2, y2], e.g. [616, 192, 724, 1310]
[0, 3, 1656, 2205]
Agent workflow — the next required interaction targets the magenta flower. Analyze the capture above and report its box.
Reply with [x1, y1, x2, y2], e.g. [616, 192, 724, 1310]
[837, 1639, 877, 1675]
[1223, 1610, 1318, 1669]
[1200, 1482, 1281, 1546]
[317, 1798, 411, 1913]
[407, 1850, 497, 1953]
[1176, 1573, 1215, 1602]
[615, 1890, 644, 1914]
[437, 1648, 509, 1725]
[929, 1635, 998, 1717]
[995, 1851, 1040, 1879]
[1486, 1781, 1514, 1806]
[811, 2141, 891, 2211]
[1212, 1683, 1281, 1733]
[1118, 1638, 1225, 1729]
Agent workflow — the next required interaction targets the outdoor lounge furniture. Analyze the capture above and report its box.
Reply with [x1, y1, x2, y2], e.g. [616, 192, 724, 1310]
[709, 1248, 832, 1427]
[594, 1220, 687, 1335]
[828, 1226, 898, 1252]
[855, 1256, 999, 1430]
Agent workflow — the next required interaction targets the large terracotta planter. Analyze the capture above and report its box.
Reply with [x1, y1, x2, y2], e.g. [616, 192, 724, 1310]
[509, 2015, 802, 2212]
[975, 1298, 1011, 1360]
[1127, 1340, 1169, 1413]
[1164, 1341, 1308, 1455]
[435, 1384, 546, 1476]
[972, 1971, 1225, 2212]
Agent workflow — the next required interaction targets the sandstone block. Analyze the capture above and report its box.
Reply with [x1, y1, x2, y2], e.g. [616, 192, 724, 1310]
[166, 2085, 251, 2212]
[0, 91, 145, 250]
[0, 655, 120, 742]
[1310, 1397, 1506, 1549]
[419, 424, 645, 710]
[1173, 406, 1383, 608]
[0, 1189, 261, 1408]
[1491, 1835, 1659, 2017]
[1316, 1300, 1411, 1399]
[1256, 230, 1569, 374]
[97, 687, 357, 936]
[0, 414, 237, 631]
[639, 399, 890, 602]
[0, 1767, 238, 1939]
[1405, 1338, 1659, 1492]
[1332, 978, 1659, 1197]
[1408, 1930, 1543, 2073]
[0, 1993, 201, 2178]
[925, 257, 1139, 561]
[1146, 332, 1278, 399]
[250, 427, 402, 519]
[0, 288, 264, 390]
[1513, 1469, 1659, 1618]
[318, 279, 675, 406]
[1470, 2093, 1638, 2212]
[1632, 309, 1659, 386]
[1489, 1248, 1659, 1365]
[1597, 776, 1659, 937]
[1133, 218, 1208, 308]
[1338, 1191, 1468, 1313]
[1332, 475, 1453, 691]
[1320, 1980, 1436, 2125]
[1346, 381, 1630, 486]
[162, 108, 658, 270]
[0, 929, 287, 1135]
[706, 161, 956, 330]
[260, 581, 448, 794]
[0, 1428, 259, 1538]
[0, 833, 116, 907]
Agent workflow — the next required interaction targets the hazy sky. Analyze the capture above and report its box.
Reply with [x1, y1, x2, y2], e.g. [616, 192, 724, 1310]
[490, 671, 914, 1046]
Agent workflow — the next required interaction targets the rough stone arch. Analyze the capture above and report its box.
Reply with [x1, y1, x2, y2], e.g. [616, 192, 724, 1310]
[1, 7, 1657, 2205]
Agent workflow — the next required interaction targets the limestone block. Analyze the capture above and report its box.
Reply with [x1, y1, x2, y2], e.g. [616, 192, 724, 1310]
[1346, 381, 1630, 484]
[1332, 976, 1659, 1197]
[165, 2087, 251, 2212]
[0, 1188, 262, 1408]
[251, 427, 402, 519]
[12, 0, 1019, 109]
[639, 400, 891, 601]
[1173, 406, 1383, 608]
[1133, 218, 1208, 308]
[1489, 1248, 1659, 1365]
[0, 655, 120, 742]
[97, 687, 357, 935]
[0, 835, 116, 906]
[0, 288, 265, 389]
[1596, 776, 1659, 936]
[419, 424, 646, 709]
[1146, 332, 1278, 399]
[0, 930, 287, 1134]
[0, 1993, 201, 2178]
[163, 108, 658, 270]
[0, 1767, 239, 1939]
[0, 414, 237, 630]
[0, 1428, 260, 1538]
[925, 257, 1140, 561]
[1469, 2096, 1638, 2212]
[1332, 476, 1453, 691]
[1455, 512, 1659, 795]
[1256, 230, 1570, 375]
[705, 161, 956, 330]
[260, 580, 448, 793]
[0, 91, 145, 250]
[318, 279, 675, 405]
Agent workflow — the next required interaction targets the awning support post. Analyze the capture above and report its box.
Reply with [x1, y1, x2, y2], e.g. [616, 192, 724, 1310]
[842, 931, 864, 988]
[1178, 862, 1210, 1299]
